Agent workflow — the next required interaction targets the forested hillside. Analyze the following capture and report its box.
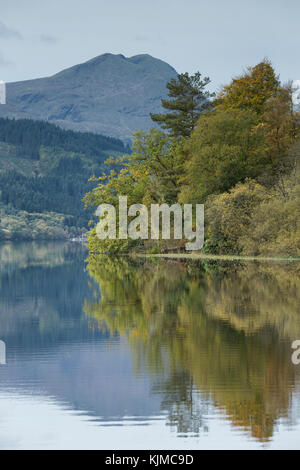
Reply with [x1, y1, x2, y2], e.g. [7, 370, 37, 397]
[0, 117, 127, 160]
[0, 118, 127, 239]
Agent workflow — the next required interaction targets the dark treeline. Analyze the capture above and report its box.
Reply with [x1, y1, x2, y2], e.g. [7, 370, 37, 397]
[0, 117, 128, 160]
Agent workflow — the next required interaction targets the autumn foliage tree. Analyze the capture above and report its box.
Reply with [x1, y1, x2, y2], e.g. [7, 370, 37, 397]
[260, 86, 300, 190]
[180, 61, 300, 204]
[215, 60, 280, 115]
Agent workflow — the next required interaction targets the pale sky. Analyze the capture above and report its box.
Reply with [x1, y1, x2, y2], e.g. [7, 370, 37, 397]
[0, 0, 299, 92]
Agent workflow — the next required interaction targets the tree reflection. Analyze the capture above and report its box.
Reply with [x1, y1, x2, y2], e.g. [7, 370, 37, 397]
[84, 256, 300, 441]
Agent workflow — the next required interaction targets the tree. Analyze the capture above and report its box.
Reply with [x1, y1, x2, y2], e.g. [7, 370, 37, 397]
[205, 175, 300, 257]
[259, 85, 300, 192]
[215, 60, 280, 115]
[179, 108, 267, 204]
[150, 72, 214, 138]
[205, 179, 269, 254]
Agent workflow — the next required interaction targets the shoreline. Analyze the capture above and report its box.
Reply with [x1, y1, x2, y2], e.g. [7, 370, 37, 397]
[136, 253, 300, 262]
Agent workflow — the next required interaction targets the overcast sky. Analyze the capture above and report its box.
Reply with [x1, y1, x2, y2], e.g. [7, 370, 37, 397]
[0, 0, 298, 92]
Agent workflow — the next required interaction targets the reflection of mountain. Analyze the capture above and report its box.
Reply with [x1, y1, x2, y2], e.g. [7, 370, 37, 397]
[0, 241, 80, 276]
[0, 242, 162, 421]
[85, 257, 300, 442]
[0, 341, 161, 420]
[0, 242, 98, 348]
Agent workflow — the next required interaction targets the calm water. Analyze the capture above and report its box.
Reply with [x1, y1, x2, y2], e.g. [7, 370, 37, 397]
[0, 241, 300, 450]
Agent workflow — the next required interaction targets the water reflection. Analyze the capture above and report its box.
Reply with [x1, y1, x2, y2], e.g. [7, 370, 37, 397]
[0, 242, 299, 448]
[85, 256, 300, 442]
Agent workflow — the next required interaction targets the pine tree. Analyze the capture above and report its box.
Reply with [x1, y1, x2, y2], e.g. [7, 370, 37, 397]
[150, 72, 213, 138]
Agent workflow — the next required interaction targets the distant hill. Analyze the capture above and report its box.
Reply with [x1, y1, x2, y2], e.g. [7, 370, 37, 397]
[0, 117, 127, 161]
[0, 53, 178, 142]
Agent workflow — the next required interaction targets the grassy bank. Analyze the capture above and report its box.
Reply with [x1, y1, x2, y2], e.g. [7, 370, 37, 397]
[138, 253, 300, 262]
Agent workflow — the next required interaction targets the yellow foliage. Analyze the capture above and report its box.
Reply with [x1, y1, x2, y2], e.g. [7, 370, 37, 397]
[215, 60, 280, 115]
[206, 177, 300, 257]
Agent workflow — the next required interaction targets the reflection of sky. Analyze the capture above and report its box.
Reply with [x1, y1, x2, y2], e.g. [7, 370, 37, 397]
[0, 390, 300, 450]
[0, 338, 162, 419]
[1, 335, 300, 449]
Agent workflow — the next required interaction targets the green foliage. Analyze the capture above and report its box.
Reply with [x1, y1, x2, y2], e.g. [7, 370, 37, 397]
[87, 226, 134, 254]
[0, 117, 128, 234]
[179, 66, 300, 207]
[84, 129, 184, 254]
[150, 72, 214, 138]
[128, 129, 184, 204]
[179, 109, 267, 203]
[0, 167, 95, 227]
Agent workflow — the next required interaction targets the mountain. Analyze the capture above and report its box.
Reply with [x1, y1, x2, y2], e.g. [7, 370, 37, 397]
[292, 80, 300, 112]
[0, 53, 177, 142]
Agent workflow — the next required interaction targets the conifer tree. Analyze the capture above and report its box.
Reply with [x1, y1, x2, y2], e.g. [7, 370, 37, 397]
[150, 72, 213, 138]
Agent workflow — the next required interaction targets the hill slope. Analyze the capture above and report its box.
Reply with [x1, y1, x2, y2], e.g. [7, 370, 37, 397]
[0, 53, 177, 142]
[0, 118, 127, 239]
